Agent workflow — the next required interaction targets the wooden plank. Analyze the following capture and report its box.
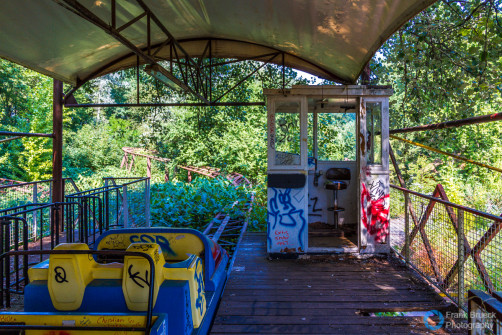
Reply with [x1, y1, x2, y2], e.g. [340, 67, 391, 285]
[218, 301, 449, 310]
[215, 305, 453, 316]
[215, 295, 439, 303]
[211, 324, 455, 335]
[214, 315, 430, 325]
[221, 289, 437, 297]
[210, 233, 449, 335]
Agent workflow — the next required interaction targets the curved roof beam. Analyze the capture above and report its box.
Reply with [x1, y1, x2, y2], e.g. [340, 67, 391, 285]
[75, 38, 349, 87]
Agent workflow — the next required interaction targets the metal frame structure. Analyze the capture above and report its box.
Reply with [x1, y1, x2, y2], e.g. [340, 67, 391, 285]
[54, 0, 294, 108]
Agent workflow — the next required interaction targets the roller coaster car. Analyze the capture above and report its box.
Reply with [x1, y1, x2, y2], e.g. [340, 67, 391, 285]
[0, 228, 229, 335]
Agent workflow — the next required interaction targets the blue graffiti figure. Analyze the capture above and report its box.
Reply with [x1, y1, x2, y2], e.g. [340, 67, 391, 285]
[267, 188, 306, 251]
[194, 258, 205, 316]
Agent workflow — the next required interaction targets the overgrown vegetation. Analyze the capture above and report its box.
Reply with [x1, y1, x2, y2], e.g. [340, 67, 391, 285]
[1, 0, 501, 232]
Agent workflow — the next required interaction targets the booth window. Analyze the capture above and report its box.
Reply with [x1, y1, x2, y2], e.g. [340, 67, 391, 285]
[317, 112, 356, 161]
[366, 102, 382, 165]
[275, 101, 301, 166]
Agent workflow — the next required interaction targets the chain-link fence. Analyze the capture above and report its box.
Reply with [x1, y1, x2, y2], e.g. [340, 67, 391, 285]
[104, 177, 150, 228]
[391, 184, 502, 312]
[0, 179, 52, 213]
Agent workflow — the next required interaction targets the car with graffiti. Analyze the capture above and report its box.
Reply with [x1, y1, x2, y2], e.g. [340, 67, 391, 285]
[0, 227, 228, 335]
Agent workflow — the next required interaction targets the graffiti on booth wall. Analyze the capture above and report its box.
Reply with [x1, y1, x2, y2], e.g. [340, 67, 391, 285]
[308, 197, 322, 217]
[276, 117, 296, 145]
[268, 188, 306, 251]
[361, 180, 389, 243]
[269, 113, 275, 149]
[274, 230, 289, 246]
[309, 197, 322, 212]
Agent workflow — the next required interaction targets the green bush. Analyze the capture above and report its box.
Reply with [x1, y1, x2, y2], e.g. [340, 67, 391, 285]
[149, 177, 261, 230]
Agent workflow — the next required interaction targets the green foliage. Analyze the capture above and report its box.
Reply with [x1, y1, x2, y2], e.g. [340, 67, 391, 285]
[375, 0, 502, 213]
[63, 117, 142, 177]
[150, 177, 252, 229]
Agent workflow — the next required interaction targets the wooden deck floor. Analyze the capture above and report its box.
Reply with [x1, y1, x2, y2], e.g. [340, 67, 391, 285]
[210, 233, 463, 335]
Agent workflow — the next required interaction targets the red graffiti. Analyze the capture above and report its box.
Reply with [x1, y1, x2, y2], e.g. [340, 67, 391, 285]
[361, 182, 389, 243]
[275, 230, 289, 246]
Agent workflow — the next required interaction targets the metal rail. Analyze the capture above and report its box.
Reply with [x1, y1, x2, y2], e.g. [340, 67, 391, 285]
[65, 102, 265, 108]
[0, 131, 53, 138]
[390, 112, 502, 134]
[120, 147, 251, 186]
[391, 135, 502, 173]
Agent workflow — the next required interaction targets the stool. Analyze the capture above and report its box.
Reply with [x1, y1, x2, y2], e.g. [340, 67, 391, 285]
[324, 168, 351, 228]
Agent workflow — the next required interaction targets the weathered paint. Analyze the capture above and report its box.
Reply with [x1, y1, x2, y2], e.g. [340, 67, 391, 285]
[266, 95, 309, 253]
[97, 232, 203, 261]
[267, 187, 307, 252]
[359, 98, 390, 253]
[361, 177, 390, 243]
[0, 313, 166, 335]
[18, 228, 233, 335]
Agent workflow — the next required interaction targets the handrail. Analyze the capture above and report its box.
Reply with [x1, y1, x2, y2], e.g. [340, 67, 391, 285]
[0, 202, 82, 218]
[390, 184, 502, 222]
[390, 135, 502, 174]
[0, 202, 52, 214]
[65, 185, 120, 197]
[0, 179, 52, 190]
[0, 249, 155, 333]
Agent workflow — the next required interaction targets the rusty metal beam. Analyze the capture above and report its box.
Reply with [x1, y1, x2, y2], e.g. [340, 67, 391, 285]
[52, 79, 64, 206]
[390, 112, 502, 134]
[0, 131, 54, 138]
[116, 12, 146, 33]
[56, 0, 209, 104]
[64, 102, 265, 108]
[213, 52, 279, 102]
[0, 136, 22, 143]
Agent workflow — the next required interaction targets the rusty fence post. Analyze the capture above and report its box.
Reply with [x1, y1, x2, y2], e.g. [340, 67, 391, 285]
[32, 183, 38, 240]
[145, 178, 151, 227]
[404, 191, 410, 264]
[123, 184, 129, 228]
[458, 209, 465, 313]
[52, 79, 64, 237]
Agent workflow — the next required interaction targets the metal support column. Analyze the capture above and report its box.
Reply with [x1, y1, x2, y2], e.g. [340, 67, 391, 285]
[52, 80, 64, 233]
[404, 191, 410, 263]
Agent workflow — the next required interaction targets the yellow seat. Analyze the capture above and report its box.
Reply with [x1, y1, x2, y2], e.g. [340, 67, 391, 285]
[122, 243, 165, 311]
[47, 243, 94, 311]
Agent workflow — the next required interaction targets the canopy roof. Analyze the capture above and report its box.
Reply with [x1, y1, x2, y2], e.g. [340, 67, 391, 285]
[0, 0, 435, 86]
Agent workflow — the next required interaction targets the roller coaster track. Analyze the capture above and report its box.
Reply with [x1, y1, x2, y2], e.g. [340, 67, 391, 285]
[121, 147, 250, 186]
[120, 147, 254, 271]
